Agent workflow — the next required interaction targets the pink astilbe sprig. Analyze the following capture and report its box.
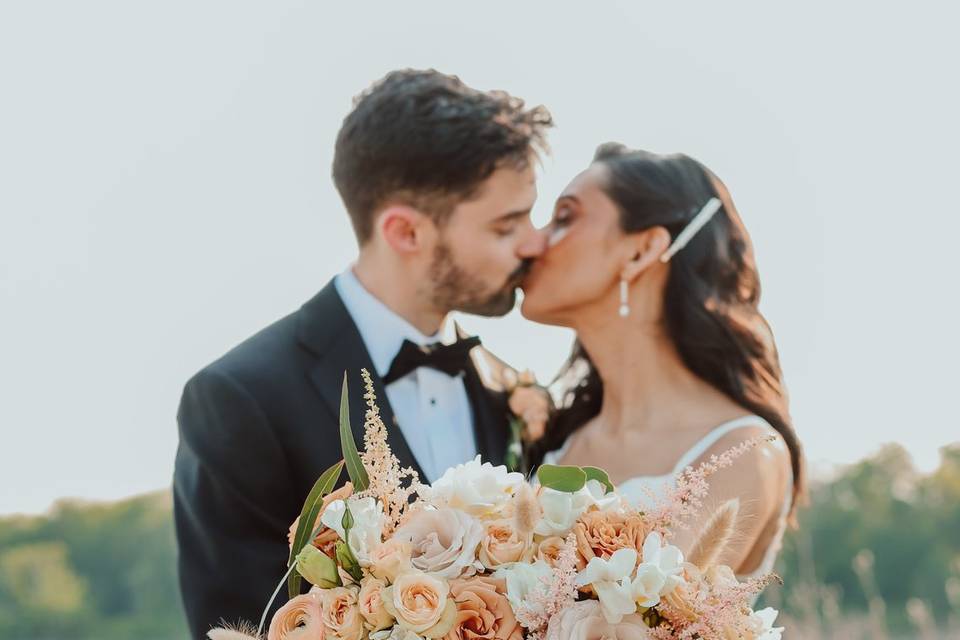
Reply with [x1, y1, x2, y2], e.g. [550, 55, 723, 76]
[356, 368, 423, 535]
[656, 572, 782, 639]
[515, 533, 579, 640]
[645, 435, 776, 536]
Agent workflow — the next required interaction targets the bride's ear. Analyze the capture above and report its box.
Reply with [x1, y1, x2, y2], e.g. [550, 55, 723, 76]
[620, 226, 671, 282]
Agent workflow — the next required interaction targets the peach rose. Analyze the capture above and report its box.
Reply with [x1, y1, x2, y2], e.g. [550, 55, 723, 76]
[573, 510, 648, 566]
[288, 483, 354, 556]
[383, 572, 457, 638]
[544, 600, 650, 640]
[533, 536, 568, 568]
[267, 592, 324, 640]
[358, 577, 395, 631]
[444, 576, 523, 640]
[319, 586, 365, 640]
[478, 520, 531, 570]
[368, 538, 414, 582]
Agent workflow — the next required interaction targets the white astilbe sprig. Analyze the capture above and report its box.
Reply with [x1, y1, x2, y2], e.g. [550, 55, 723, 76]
[357, 368, 423, 535]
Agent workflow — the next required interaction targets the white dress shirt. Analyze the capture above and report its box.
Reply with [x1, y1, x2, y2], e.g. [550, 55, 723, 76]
[334, 267, 478, 482]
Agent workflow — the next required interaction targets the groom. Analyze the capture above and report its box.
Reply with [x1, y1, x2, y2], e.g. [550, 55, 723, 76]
[173, 69, 553, 638]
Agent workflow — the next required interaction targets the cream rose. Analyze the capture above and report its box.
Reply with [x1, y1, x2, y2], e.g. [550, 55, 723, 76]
[534, 536, 567, 568]
[478, 519, 531, 570]
[544, 600, 650, 640]
[393, 508, 484, 579]
[358, 577, 395, 632]
[368, 538, 415, 582]
[421, 456, 525, 516]
[444, 576, 522, 640]
[267, 592, 325, 640]
[382, 572, 457, 638]
[319, 587, 365, 640]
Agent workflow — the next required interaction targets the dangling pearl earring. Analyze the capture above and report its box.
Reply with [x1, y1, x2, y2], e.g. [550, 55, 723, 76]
[619, 279, 630, 318]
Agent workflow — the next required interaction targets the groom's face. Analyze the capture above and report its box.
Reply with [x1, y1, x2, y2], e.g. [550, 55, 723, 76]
[427, 164, 545, 316]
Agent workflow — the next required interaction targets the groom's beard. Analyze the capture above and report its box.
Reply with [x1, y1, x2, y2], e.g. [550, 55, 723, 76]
[428, 244, 531, 317]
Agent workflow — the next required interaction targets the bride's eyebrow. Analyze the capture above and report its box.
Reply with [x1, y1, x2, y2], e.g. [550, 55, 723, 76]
[555, 194, 581, 206]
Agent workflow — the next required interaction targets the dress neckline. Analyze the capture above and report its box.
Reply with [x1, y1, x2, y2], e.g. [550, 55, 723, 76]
[542, 414, 774, 482]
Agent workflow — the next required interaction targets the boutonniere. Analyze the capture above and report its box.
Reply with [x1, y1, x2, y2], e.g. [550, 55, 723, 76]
[502, 368, 552, 474]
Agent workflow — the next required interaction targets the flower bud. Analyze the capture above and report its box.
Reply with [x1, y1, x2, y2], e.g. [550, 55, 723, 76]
[296, 544, 341, 589]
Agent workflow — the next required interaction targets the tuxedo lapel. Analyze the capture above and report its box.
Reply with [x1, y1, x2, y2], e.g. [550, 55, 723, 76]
[462, 353, 510, 467]
[297, 281, 425, 480]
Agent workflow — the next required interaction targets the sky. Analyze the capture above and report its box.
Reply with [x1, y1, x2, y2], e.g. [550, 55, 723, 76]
[2, 1, 958, 515]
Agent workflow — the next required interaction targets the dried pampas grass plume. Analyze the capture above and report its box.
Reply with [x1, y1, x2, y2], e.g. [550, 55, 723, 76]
[687, 498, 740, 570]
[512, 482, 542, 538]
[207, 620, 262, 639]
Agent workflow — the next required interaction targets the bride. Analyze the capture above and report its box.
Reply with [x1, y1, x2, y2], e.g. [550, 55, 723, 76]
[521, 143, 804, 578]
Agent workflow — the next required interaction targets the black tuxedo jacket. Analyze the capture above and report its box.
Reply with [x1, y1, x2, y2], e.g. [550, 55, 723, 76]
[173, 280, 511, 639]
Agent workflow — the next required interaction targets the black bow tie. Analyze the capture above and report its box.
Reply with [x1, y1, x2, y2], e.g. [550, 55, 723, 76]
[383, 336, 481, 385]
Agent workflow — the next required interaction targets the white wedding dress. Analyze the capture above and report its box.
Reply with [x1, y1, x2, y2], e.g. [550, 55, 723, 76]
[541, 415, 791, 580]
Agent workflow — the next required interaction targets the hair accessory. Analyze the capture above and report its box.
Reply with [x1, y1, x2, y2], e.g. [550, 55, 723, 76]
[659, 197, 722, 263]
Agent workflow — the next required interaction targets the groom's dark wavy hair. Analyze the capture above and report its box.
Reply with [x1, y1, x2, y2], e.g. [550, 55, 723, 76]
[333, 69, 553, 243]
[532, 143, 805, 518]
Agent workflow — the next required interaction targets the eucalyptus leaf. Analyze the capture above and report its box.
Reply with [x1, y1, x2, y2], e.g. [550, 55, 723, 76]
[536, 464, 587, 493]
[582, 466, 615, 493]
[286, 460, 344, 598]
[339, 373, 370, 492]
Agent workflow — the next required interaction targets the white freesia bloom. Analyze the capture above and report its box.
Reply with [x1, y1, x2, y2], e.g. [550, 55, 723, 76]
[535, 480, 621, 537]
[320, 496, 384, 567]
[629, 565, 667, 608]
[576, 548, 640, 623]
[422, 456, 525, 516]
[750, 607, 785, 640]
[637, 531, 685, 595]
[492, 559, 553, 611]
[576, 548, 638, 587]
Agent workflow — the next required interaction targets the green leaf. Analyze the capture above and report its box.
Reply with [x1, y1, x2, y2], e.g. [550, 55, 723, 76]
[339, 373, 370, 492]
[582, 466, 615, 493]
[286, 460, 344, 598]
[536, 464, 587, 493]
[335, 540, 363, 582]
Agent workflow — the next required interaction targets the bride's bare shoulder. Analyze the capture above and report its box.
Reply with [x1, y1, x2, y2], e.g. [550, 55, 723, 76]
[698, 424, 791, 507]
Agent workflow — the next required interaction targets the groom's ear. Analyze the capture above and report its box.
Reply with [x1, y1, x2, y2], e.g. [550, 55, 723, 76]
[620, 226, 671, 282]
[379, 205, 431, 254]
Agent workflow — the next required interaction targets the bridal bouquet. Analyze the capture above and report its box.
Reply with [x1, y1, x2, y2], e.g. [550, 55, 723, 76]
[209, 370, 785, 640]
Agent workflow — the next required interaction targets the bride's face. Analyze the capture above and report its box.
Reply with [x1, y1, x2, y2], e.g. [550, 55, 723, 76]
[521, 164, 635, 326]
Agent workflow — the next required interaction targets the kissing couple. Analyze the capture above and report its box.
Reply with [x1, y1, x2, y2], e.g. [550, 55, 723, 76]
[173, 69, 805, 639]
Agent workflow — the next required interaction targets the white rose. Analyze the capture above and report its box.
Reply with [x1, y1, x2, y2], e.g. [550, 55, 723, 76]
[421, 456, 525, 516]
[392, 507, 484, 579]
[535, 480, 621, 537]
[492, 559, 553, 611]
[320, 496, 385, 567]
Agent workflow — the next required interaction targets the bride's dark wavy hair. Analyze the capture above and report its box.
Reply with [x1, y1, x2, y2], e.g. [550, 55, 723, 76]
[530, 143, 805, 516]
